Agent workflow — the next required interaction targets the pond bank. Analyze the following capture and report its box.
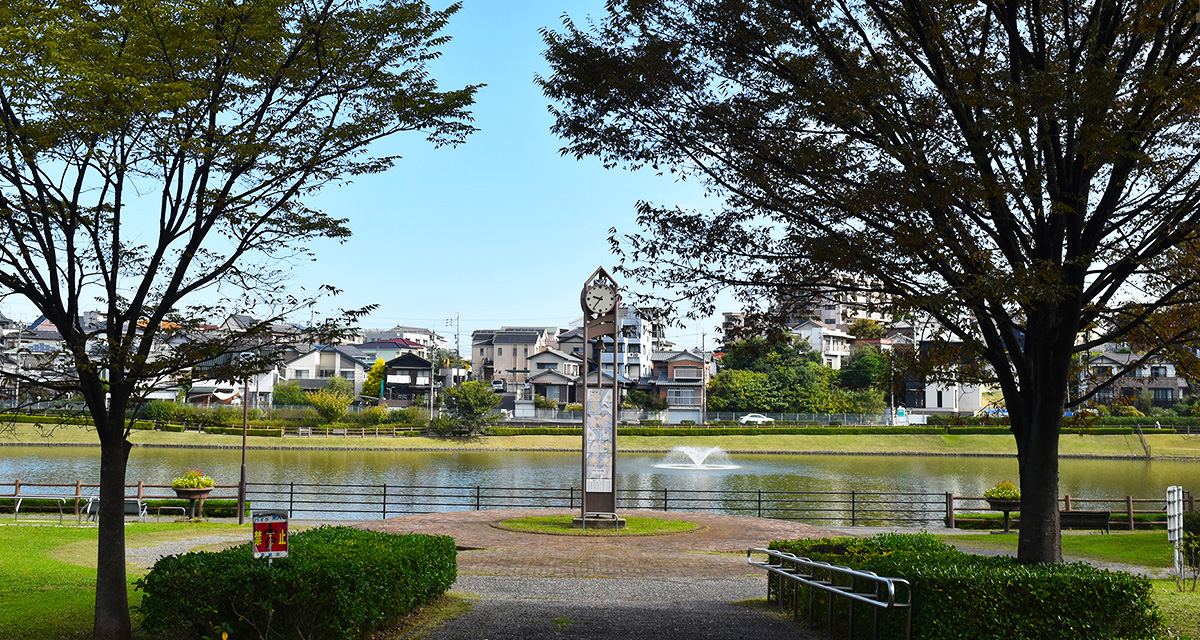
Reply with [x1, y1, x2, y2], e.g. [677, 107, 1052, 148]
[3, 423, 1200, 459]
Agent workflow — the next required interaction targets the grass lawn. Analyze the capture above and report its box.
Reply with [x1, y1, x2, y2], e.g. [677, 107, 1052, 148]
[6, 422, 1200, 458]
[943, 530, 1175, 567]
[495, 514, 698, 536]
[0, 521, 252, 639]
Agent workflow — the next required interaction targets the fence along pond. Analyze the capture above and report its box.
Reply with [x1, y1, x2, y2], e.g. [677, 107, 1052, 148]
[1, 479, 1193, 527]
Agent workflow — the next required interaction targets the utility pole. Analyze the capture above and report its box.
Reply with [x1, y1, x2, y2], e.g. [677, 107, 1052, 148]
[700, 331, 707, 426]
[446, 314, 461, 387]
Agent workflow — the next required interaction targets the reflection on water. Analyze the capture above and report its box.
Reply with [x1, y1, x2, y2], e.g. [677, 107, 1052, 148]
[0, 446, 1194, 500]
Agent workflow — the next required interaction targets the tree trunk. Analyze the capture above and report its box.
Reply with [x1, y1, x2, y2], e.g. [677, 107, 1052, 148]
[1012, 318, 1073, 564]
[1016, 414, 1062, 563]
[92, 434, 132, 640]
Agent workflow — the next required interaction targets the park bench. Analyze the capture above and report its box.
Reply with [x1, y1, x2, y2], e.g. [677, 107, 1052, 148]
[1059, 510, 1110, 533]
[83, 497, 148, 523]
[13, 495, 67, 524]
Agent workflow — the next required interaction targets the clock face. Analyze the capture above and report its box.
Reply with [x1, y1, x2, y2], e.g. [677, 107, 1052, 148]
[583, 283, 617, 315]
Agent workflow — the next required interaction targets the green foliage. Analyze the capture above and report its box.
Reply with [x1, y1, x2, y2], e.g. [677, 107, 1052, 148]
[623, 389, 668, 410]
[273, 381, 310, 406]
[137, 527, 457, 640]
[442, 381, 501, 431]
[387, 406, 429, 426]
[141, 400, 178, 422]
[983, 479, 1021, 500]
[362, 359, 387, 398]
[768, 534, 1162, 640]
[323, 375, 355, 396]
[356, 405, 389, 425]
[709, 335, 880, 413]
[533, 394, 558, 409]
[839, 345, 887, 390]
[639, 419, 664, 426]
[171, 469, 214, 489]
[307, 388, 354, 424]
[482, 425, 950, 436]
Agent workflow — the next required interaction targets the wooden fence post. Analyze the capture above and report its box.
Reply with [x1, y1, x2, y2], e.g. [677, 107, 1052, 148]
[1064, 494, 1071, 511]
[1126, 495, 1135, 530]
[946, 493, 955, 529]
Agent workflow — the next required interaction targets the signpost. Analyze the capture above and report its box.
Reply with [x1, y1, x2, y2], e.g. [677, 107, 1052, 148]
[576, 267, 623, 529]
[253, 510, 289, 561]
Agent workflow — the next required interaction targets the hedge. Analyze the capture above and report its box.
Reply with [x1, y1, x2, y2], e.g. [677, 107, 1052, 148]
[137, 526, 457, 640]
[768, 533, 1161, 640]
[482, 426, 953, 437]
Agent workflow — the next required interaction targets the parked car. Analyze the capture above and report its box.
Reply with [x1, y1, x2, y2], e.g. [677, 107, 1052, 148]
[738, 413, 774, 424]
[491, 379, 506, 392]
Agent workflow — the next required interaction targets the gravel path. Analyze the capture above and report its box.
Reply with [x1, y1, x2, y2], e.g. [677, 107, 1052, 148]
[360, 510, 828, 639]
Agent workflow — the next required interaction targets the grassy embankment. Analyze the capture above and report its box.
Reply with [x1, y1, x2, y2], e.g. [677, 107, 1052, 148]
[4, 422, 1200, 458]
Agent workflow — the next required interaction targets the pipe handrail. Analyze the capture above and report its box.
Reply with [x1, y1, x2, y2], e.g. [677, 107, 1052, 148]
[748, 547, 913, 640]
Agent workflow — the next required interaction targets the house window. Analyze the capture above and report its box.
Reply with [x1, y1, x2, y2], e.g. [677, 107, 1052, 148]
[1096, 388, 1113, 403]
[1150, 366, 1167, 378]
[340, 370, 355, 380]
[1152, 388, 1172, 402]
[524, 347, 528, 356]
[673, 366, 701, 379]
[318, 369, 335, 378]
[480, 348, 485, 356]
[936, 390, 943, 408]
[497, 348, 502, 356]
[666, 388, 699, 406]
[538, 363, 557, 370]
[294, 369, 309, 379]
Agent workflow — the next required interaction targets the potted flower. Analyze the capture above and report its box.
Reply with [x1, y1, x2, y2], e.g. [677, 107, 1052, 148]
[172, 469, 214, 518]
[983, 479, 1021, 510]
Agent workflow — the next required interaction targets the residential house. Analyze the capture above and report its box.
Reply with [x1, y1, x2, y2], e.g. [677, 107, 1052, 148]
[790, 319, 853, 369]
[649, 349, 713, 409]
[357, 338, 427, 363]
[527, 349, 583, 403]
[278, 345, 372, 395]
[383, 353, 435, 407]
[1083, 351, 1189, 408]
[363, 325, 449, 353]
[471, 327, 558, 384]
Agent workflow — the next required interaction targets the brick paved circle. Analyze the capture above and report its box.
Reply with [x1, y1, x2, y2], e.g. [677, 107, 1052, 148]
[361, 509, 839, 579]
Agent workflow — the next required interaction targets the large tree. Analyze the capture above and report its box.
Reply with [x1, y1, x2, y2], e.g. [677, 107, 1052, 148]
[0, 1, 477, 637]
[540, 0, 1200, 563]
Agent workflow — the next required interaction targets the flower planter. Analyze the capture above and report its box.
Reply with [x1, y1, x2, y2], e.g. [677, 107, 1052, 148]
[985, 498, 1021, 533]
[173, 487, 212, 519]
[985, 498, 1021, 511]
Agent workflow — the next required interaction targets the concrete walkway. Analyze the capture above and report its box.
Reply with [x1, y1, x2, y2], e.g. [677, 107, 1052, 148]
[361, 510, 833, 639]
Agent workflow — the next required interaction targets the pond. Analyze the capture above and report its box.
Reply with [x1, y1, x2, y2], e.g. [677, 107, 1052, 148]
[2, 445, 1193, 501]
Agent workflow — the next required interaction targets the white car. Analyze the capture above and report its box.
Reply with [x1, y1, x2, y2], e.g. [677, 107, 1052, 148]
[739, 413, 774, 424]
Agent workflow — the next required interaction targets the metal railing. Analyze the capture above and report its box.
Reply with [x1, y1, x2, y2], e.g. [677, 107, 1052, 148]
[748, 547, 913, 640]
[236, 483, 949, 524]
[3, 479, 1193, 528]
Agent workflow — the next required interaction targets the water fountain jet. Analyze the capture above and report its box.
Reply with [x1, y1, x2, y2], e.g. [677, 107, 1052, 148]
[654, 446, 739, 470]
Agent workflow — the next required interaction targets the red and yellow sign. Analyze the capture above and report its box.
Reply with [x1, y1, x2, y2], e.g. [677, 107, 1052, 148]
[252, 512, 288, 559]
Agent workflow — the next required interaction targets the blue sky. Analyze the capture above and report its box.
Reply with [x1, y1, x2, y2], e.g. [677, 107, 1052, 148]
[1, 1, 737, 353]
[304, 0, 735, 352]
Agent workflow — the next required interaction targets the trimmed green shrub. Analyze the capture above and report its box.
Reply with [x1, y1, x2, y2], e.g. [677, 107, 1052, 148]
[679, 419, 697, 426]
[769, 533, 1161, 640]
[160, 424, 185, 433]
[639, 419, 664, 426]
[137, 526, 456, 640]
